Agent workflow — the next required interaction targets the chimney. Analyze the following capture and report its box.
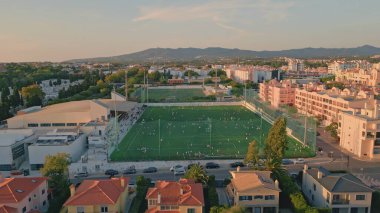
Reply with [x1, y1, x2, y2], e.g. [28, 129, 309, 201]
[69, 184, 76, 197]
[274, 180, 279, 190]
[303, 164, 308, 173]
[180, 187, 183, 195]
[120, 177, 125, 188]
[0, 174, 4, 183]
[157, 192, 161, 204]
[237, 166, 240, 172]
[317, 170, 324, 179]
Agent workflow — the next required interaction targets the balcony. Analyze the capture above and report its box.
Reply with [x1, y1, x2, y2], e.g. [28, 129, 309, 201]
[332, 199, 350, 205]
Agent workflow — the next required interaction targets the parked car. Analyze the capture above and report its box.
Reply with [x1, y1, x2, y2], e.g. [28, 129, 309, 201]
[230, 162, 245, 168]
[281, 159, 293, 165]
[187, 163, 203, 170]
[174, 168, 186, 176]
[143, 167, 157, 173]
[105, 169, 119, 176]
[74, 172, 88, 178]
[123, 166, 137, 175]
[170, 165, 185, 172]
[293, 158, 306, 164]
[205, 162, 220, 169]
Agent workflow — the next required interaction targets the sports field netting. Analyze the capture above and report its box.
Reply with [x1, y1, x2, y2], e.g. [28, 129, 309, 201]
[245, 89, 317, 153]
[110, 106, 315, 161]
[130, 87, 215, 103]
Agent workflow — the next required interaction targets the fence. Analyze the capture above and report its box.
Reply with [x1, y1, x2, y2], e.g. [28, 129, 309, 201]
[244, 89, 316, 153]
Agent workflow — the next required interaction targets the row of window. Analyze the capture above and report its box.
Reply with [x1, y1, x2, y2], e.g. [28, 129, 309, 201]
[28, 122, 86, 127]
[239, 195, 275, 201]
[160, 205, 179, 210]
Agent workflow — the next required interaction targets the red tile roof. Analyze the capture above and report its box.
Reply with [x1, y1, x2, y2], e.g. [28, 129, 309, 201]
[64, 177, 129, 206]
[0, 205, 17, 213]
[0, 177, 48, 204]
[146, 179, 204, 207]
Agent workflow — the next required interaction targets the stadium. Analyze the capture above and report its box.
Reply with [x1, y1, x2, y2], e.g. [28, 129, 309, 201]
[110, 103, 315, 161]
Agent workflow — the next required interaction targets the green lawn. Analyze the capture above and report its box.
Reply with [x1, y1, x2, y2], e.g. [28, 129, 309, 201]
[111, 106, 315, 161]
[131, 88, 214, 102]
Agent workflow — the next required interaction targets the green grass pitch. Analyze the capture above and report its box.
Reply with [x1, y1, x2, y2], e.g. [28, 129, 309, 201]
[110, 106, 315, 161]
[131, 88, 210, 102]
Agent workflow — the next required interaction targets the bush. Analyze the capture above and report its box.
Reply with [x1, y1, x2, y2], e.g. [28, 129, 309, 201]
[208, 175, 219, 208]
[130, 176, 150, 213]
[290, 192, 309, 213]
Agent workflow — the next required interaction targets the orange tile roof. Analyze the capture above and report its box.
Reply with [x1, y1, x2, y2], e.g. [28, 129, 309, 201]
[146, 179, 204, 207]
[230, 171, 281, 193]
[0, 205, 17, 213]
[0, 177, 48, 204]
[64, 177, 129, 206]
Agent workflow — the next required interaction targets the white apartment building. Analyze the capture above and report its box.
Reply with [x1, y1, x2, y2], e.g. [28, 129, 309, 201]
[339, 99, 380, 159]
[302, 165, 373, 213]
[224, 65, 280, 83]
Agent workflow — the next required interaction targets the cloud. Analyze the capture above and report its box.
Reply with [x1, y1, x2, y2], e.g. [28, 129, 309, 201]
[132, 0, 295, 32]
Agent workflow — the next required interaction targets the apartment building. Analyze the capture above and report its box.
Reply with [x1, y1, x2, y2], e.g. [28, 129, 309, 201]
[302, 165, 373, 213]
[335, 68, 380, 87]
[339, 99, 380, 159]
[259, 79, 297, 108]
[227, 169, 281, 213]
[287, 58, 304, 72]
[146, 178, 204, 213]
[224, 65, 280, 83]
[294, 85, 370, 125]
[0, 176, 49, 213]
[328, 60, 371, 75]
[64, 177, 129, 213]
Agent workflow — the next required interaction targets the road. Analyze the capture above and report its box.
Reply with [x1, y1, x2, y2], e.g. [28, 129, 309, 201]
[71, 130, 380, 190]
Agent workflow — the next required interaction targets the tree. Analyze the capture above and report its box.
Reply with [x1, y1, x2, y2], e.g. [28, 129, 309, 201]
[40, 153, 70, 213]
[244, 140, 260, 169]
[325, 122, 339, 140]
[184, 164, 208, 184]
[264, 117, 288, 161]
[21, 84, 44, 106]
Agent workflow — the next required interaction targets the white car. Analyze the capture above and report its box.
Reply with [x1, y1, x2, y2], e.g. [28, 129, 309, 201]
[174, 168, 186, 176]
[293, 158, 306, 164]
[170, 165, 185, 172]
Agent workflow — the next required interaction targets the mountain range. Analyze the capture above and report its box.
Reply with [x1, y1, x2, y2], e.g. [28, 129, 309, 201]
[66, 45, 380, 63]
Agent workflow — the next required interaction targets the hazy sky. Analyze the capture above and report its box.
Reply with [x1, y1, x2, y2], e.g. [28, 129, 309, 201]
[1, 0, 380, 62]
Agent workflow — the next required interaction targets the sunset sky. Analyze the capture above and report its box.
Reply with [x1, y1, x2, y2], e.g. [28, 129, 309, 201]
[1, 0, 380, 62]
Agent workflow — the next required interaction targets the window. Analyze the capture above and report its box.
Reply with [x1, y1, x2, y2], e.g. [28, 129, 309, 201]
[254, 195, 263, 200]
[326, 193, 330, 203]
[187, 208, 196, 213]
[22, 207, 26, 213]
[40, 123, 51, 127]
[76, 207, 85, 213]
[67, 123, 77, 126]
[313, 184, 316, 191]
[265, 195, 275, 200]
[356, 195, 365, 200]
[100, 206, 108, 212]
[239, 196, 252, 201]
[28, 123, 38, 127]
[149, 199, 157, 205]
[42, 189, 45, 195]
[43, 200, 46, 206]
[52, 123, 65, 127]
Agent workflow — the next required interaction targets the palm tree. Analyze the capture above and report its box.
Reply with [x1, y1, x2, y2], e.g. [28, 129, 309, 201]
[184, 164, 208, 184]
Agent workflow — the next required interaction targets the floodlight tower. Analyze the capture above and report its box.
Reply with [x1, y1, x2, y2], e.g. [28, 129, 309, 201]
[124, 69, 128, 101]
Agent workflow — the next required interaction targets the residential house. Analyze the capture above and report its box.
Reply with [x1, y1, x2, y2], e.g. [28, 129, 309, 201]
[64, 177, 129, 213]
[227, 168, 281, 213]
[146, 179, 204, 213]
[302, 165, 373, 213]
[0, 176, 49, 213]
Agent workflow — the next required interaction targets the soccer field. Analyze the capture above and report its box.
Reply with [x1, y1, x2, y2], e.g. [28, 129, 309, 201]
[131, 88, 212, 102]
[110, 106, 315, 161]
